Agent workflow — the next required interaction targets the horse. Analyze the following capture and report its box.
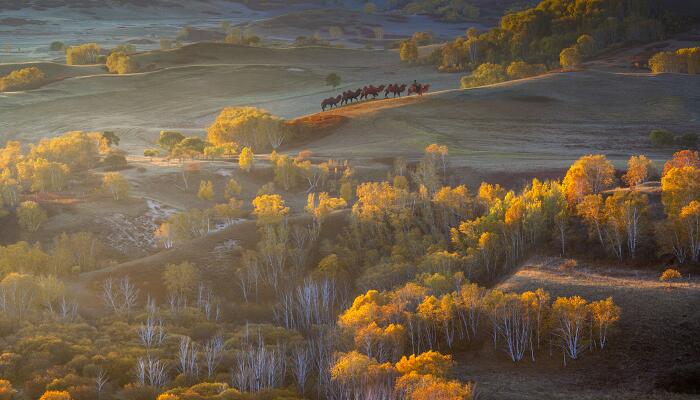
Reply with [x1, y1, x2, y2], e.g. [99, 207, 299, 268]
[321, 95, 342, 111]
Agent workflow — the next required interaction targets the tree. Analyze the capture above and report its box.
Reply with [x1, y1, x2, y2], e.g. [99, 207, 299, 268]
[364, 2, 377, 14]
[663, 150, 700, 177]
[325, 73, 341, 88]
[197, 180, 214, 201]
[207, 107, 286, 151]
[400, 40, 419, 63]
[0, 380, 17, 400]
[461, 63, 507, 88]
[105, 52, 138, 74]
[650, 129, 675, 148]
[102, 172, 129, 200]
[563, 155, 615, 205]
[158, 131, 185, 152]
[239, 147, 254, 172]
[163, 262, 199, 303]
[559, 47, 581, 70]
[224, 178, 242, 199]
[39, 391, 72, 400]
[661, 166, 700, 215]
[252, 194, 289, 225]
[623, 155, 654, 187]
[588, 297, 620, 350]
[17, 201, 47, 232]
[0, 67, 46, 92]
[395, 351, 453, 377]
[576, 34, 596, 57]
[65, 43, 100, 65]
[649, 51, 682, 73]
[506, 61, 546, 79]
[552, 296, 589, 362]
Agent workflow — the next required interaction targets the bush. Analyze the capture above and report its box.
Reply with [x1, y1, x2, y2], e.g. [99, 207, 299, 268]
[49, 41, 65, 51]
[650, 129, 675, 148]
[506, 61, 547, 80]
[0, 67, 46, 92]
[102, 150, 128, 169]
[460, 63, 507, 88]
[65, 43, 100, 65]
[676, 133, 698, 149]
[105, 52, 139, 74]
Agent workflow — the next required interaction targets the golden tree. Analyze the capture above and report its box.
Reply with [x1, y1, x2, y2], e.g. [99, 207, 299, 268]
[661, 166, 700, 216]
[239, 147, 254, 172]
[207, 107, 285, 151]
[588, 297, 620, 350]
[562, 155, 615, 205]
[663, 150, 700, 177]
[0, 380, 17, 400]
[252, 194, 289, 225]
[623, 155, 654, 187]
[39, 391, 72, 400]
[102, 172, 129, 200]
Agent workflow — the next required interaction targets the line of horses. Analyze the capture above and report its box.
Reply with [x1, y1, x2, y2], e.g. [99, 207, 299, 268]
[321, 82, 430, 111]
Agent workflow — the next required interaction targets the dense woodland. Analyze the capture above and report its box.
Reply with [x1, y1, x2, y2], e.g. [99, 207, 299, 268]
[0, 109, 698, 398]
[400, 0, 695, 79]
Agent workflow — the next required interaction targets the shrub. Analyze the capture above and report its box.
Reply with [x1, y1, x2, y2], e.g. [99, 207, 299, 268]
[460, 63, 507, 88]
[659, 268, 682, 283]
[105, 52, 139, 74]
[676, 133, 698, 149]
[0, 67, 46, 92]
[65, 43, 100, 65]
[650, 129, 675, 148]
[560, 46, 581, 69]
[506, 61, 546, 80]
[103, 150, 128, 169]
[49, 41, 65, 51]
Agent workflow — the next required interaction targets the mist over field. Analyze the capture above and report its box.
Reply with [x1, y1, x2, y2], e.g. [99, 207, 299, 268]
[1, 1, 699, 399]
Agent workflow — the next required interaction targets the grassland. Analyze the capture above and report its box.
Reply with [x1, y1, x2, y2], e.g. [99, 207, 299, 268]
[452, 257, 700, 400]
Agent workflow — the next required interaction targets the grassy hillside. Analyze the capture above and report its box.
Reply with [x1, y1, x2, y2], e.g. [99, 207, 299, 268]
[294, 70, 700, 171]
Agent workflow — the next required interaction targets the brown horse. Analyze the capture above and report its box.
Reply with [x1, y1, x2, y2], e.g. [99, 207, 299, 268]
[321, 95, 342, 111]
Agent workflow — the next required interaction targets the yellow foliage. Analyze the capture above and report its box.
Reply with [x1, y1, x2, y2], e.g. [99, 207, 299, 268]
[39, 390, 72, 400]
[562, 155, 615, 205]
[0, 67, 45, 92]
[207, 107, 285, 150]
[623, 155, 654, 187]
[198, 180, 215, 201]
[102, 172, 129, 200]
[659, 268, 682, 282]
[106, 52, 138, 74]
[238, 147, 254, 172]
[0, 380, 17, 400]
[65, 43, 100, 65]
[395, 351, 453, 377]
[661, 166, 700, 215]
[252, 194, 288, 225]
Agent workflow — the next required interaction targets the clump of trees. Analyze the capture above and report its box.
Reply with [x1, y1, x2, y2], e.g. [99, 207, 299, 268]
[65, 43, 101, 65]
[0, 67, 46, 92]
[106, 52, 139, 74]
[649, 47, 700, 74]
[207, 107, 289, 152]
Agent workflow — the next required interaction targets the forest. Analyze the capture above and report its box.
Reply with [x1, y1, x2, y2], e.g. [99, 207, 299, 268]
[0, 118, 698, 398]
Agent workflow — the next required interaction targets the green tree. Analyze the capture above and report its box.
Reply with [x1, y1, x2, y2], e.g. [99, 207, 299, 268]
[326, 73, 342, 88]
